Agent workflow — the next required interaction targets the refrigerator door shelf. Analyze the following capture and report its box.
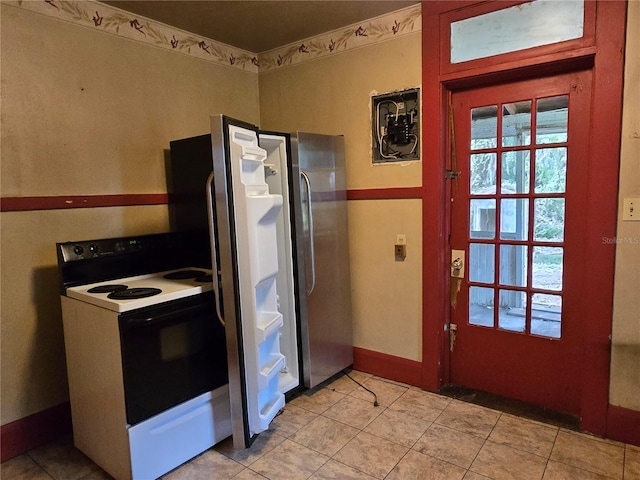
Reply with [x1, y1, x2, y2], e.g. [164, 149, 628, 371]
[245, 196, 283, 283]
[254, 390, 285, 433]
[241, 148, 267, 162]
[259, 353, 286, 388]
[256, 311, 284, 342]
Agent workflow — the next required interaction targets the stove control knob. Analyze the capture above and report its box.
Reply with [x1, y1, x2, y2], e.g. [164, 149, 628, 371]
[89, 243, 99, 255]
[73, 245, 84, 256]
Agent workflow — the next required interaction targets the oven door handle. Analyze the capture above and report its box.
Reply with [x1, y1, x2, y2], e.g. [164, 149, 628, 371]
[206, 170, 226, 328]
[123, 304, 209, 330]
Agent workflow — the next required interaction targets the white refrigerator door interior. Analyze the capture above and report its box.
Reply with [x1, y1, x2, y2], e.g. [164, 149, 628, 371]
[260, 133, 300, 396]
[227, 125, 289, 436]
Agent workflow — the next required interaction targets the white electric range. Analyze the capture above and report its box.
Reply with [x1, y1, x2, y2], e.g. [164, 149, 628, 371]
[57, 232, 231, 480]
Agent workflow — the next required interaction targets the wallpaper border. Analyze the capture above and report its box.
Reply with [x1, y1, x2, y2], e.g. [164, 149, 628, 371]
[259, 4, 422, 72]
[6, 0, 260, 72]
[6, 1, 421, 73]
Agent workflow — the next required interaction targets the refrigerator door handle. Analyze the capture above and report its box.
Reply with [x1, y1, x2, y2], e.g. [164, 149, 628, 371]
[301, 170, 316, 295]
[206, 170, 226, 327]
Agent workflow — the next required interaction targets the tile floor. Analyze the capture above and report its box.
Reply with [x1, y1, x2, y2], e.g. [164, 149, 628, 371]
[2, 371, 639, 480]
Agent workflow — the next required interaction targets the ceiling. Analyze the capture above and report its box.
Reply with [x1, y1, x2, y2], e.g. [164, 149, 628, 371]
[101, 1, 419, 53]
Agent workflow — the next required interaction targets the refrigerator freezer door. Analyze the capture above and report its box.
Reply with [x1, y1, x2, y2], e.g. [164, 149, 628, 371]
[211, 116, 297, 448]
[292, 133, 354, 388]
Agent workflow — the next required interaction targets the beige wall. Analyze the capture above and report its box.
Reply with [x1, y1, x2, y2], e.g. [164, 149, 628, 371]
[609, 2, 640, 412]
[1, 207, 170, 424]
[0, 5, 260, 424]
[348, 200, 422, 361]
[259, 32, 423, 362]
[258, 34, 422, 190]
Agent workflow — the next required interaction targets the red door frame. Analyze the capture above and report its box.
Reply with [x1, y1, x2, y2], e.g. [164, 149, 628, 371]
[421, 0, 627, 435]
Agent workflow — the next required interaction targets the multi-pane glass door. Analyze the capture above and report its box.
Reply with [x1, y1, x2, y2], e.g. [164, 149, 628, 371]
[449, 72, 591, 414]
[468, 95, 568, 338]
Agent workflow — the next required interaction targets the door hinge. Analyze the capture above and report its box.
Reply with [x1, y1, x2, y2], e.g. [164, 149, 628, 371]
[445, 170, 461, 180]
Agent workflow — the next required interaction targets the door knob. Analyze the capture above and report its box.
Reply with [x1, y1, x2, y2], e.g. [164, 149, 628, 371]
[450, 250, 465, 278]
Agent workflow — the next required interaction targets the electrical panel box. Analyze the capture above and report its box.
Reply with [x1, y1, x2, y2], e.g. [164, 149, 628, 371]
[371, 88, 420, 163]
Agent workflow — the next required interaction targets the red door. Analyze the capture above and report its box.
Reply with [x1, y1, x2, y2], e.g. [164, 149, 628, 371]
[449, 71, 592, 414]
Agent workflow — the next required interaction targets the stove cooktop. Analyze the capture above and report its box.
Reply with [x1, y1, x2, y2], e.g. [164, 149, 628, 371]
[65, 268, 214, 313]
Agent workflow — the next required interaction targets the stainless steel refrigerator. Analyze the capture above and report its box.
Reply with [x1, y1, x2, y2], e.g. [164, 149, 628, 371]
[169, 115, 353, 449]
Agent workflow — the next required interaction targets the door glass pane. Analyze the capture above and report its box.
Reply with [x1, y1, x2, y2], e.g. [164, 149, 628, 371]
[534, 198, 565, 241]
[450, 1, 585, 64]
[471, 153, 497, 194]
[536, 95, 568, 144]
[500, 198, 529, 240]
[531, 293, 562, 338]
[469, 243, 495, 284]
[471, 106, 498, 150]
[501, 151, 530, 194]
[532, 246, 563, 291]
[460, 84, 573, 342]
[469, 286, 494, 327]
[498, 289, 526, 332]
[502, 101, 531, 147]
[535, 147, 567, 193]
[500, 245, 528, 286]
[470, 199, 496, 239]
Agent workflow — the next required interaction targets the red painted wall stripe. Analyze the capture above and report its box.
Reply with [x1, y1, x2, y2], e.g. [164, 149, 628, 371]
[1, 189, 422, 212]
[353, 346, 423, 388]
[0, 194, 170, 212]
[1, 402, 72, 462]
[347, 187, 423, 201]
[606, 405, 640, 447]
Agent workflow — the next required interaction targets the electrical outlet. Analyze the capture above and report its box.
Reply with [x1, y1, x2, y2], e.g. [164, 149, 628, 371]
[622, 197, 640, 221]
[396, 234, 406, 245]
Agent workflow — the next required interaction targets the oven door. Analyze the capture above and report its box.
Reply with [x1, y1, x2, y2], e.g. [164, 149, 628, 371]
[119, 292, 228, 425]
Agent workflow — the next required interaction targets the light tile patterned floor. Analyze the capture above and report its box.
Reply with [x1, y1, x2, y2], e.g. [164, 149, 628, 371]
[2, 371, 639, 480]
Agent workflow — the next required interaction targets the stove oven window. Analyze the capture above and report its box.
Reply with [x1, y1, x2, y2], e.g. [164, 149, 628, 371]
[119, 292, 228, 425]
